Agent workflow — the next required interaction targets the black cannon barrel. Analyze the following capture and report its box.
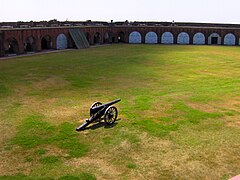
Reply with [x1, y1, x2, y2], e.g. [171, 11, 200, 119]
[76, 121, 90, 131]
[92, 98, 121, 111]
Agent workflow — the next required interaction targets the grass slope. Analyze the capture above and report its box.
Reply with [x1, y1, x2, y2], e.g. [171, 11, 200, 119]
[0, 45, 240, 179]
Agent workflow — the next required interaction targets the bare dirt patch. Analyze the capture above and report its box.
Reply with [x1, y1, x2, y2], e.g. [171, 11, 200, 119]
[144, 100, 173, 119]
[129, 130, 239, 179]
[186, 101, 219, 113]
[32, 76, 70, 90]
[129, 132, 185, 179]
[66, 157, 121, 179]
[187, 96, 240, 115]
[0, 147, 37, 175]
[214, 97, 240, 112]
[0, 144, 70, 176]
[221, 115, 240, 128]
[44, 106, 79, 123]
[20, 96, 79, 124]
[199, 70, 219, 77]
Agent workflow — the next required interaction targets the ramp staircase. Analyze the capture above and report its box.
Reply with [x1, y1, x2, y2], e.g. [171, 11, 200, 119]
[69, 29, 89, 49]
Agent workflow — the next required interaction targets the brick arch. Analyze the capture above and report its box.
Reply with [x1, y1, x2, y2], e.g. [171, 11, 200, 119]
[129, 31, 142, 44]
[224, 33, 236, 45]
[41, 34, 52, 50]
[121, 30, 129, 43]
[2, 25, 240, 55]
[193, 32, 205, 45]
[177, 32, 190, 44]
[103, 32, 110, 43]
[93, 32, 101, 44]
[161, 32, 174, 44]
[56, 33, 68, 50]
[107, 30, 116, 43]
[145, 31, 158, 44]
[104, 30, 116, 43]
[117, 31, 125, 43]
[25, 36, 37, 52]
[208, 33, 221, 45]
[5, 37, 19, 54]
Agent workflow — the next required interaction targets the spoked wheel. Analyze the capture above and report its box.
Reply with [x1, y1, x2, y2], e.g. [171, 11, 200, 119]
[90, 102, 102, 116]
[104, 106, 118, 125]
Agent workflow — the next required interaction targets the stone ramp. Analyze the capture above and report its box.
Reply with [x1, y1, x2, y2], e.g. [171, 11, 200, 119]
[69, 29, 89, 49]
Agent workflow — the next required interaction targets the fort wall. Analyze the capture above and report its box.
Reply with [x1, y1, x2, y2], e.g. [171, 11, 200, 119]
[1, 24, 240, 56]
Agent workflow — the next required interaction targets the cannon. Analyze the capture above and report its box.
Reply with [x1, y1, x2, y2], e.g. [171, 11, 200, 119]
[76, 99, 121, 131]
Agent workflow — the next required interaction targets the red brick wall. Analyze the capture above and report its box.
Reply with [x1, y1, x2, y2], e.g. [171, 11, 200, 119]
[1, 26, 240, 56]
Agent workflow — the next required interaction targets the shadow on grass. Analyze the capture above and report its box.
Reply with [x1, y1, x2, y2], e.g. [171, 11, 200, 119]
[84, 118, 121, 131]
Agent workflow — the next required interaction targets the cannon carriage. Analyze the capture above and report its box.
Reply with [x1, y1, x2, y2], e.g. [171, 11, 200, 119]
[76, 99, 121, 131]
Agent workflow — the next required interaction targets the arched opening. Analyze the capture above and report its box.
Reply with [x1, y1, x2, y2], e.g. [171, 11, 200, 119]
[145, 32, 158, 44]
[94, 32, 100, 44]
[224, 33, 236, 46]
[161, 32, 174, 44]
[56, 34, 68, 50]
[193, 32, 205, 45]
[129, 31, 142, 44]
[41, 35, 52, 50]
[177, 32, 190, 44]
[104, 32, 110, 44]
[208, 33, 221, 45]
[118, 32, 125, 43]
[25, 36, 36, 52]
[6, 37, 19, 54]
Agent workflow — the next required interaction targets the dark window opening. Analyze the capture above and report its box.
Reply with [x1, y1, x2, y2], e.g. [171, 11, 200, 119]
[7, 38, 19, 54]
[41, 36, 52, 50]
[25, 37, 36, 52]
[118, 32, 125, 43]
[94, 33, 100, 44]
[26, 43, 32, 51]
[112, 37, 115, 43]
[8, 44, 14, 54]
[103, 33, 110, 44]
[211, 37, 218, 44]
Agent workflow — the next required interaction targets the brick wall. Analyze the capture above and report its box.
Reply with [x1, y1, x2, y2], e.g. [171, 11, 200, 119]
[0, 25, 240, 56]
[0, 31, 4, 56]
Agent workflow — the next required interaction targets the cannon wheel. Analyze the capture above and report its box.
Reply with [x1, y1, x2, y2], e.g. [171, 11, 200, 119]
[90, 102, 102, 116]
[104, 106, 118, 125]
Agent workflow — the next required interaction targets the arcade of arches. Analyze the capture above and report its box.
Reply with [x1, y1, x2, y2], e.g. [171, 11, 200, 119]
[1, 28, 240, 55]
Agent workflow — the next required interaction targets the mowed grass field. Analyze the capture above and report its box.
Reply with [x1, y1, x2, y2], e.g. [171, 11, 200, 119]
[0, 44, 240, 179]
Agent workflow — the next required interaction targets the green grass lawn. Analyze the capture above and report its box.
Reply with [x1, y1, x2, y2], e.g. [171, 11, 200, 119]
[0, 44, 240, 179]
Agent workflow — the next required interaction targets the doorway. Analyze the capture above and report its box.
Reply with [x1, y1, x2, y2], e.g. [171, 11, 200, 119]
[211, 37, 218, 44]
